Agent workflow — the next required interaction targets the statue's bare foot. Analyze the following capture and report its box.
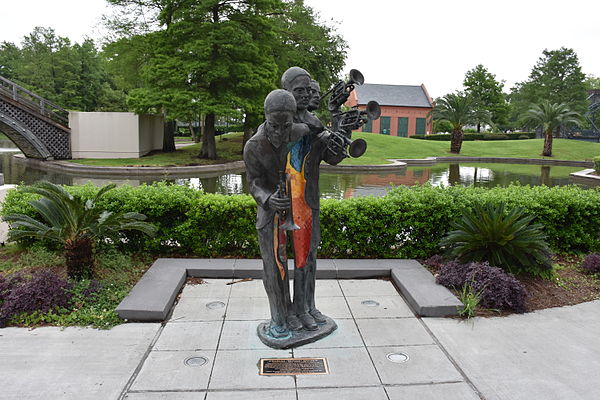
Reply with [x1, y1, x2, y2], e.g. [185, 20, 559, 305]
[287, 315, 303, 331]
[309, 308, 327, 324]
[299, 313, 318, 331]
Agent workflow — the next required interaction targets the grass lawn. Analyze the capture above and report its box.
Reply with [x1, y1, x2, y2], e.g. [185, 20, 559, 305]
[65, 131, 600, 167]
[68, 132, 244, 167]
[343, 133, 600, 165]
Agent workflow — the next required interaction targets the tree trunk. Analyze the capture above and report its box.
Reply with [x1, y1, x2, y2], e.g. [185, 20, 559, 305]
[188, 122, 197, 142]
[64, 237, 94, 280]
[540, 166, 551, 186]
[448, 163, 460, 186]
[242, 112, 259, 152]
[199, 112, 217, 159]
[162, 120, 176, 152]
[542, 129, 553, 157]
[477, 123, 481, 133]
[450, 128, 463, 154]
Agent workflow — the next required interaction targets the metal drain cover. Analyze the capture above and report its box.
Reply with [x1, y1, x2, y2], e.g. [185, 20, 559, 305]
[386, 352, 409, 363]
[206, 301, 225, 309]
[184, 356, 208, 367]
[361, 300, 380, 307]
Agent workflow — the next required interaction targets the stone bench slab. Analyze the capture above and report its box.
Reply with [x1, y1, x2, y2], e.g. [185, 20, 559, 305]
[115, 258, 463, 321]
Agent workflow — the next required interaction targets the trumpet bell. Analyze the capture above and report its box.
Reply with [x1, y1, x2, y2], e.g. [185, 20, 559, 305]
[366, 101, 381, 120]
[349, 69, 364, 86]
[349, 138, 367, 158]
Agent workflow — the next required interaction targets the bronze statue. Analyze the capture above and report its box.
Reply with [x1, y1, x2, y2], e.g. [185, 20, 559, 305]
[244, 68, 380, 348]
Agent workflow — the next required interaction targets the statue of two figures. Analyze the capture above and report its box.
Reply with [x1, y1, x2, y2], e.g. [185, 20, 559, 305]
[243, 67, 380, 349]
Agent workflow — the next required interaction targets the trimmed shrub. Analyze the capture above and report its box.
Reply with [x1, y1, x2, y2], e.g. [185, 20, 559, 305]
[519, 135, 531, 140]
[437, 261, 528, 313]
[2, 183, 599, 258]
[483, 134, 509, 140]
[594, 156, 600, 173]
[581, 253, 600, 273]
[0, 270, 72, 327]
[410, 132, 535, 141]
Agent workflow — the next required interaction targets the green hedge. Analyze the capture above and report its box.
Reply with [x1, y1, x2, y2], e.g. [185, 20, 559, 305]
[594, 156, 600, 172]
[411, 132, 535, 141]
[2, 183, 599, 258]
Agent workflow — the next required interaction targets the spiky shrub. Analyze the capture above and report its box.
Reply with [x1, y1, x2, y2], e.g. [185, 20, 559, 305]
[0, 270, 72, 327]
[436, 261, 528, 313]
[440, 203, 553, 277]
[4, 182, 157, 280]
[581, 253, 600, 273]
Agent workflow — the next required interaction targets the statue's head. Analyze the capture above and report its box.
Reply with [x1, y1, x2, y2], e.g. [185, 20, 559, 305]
[264, 89, 296, 147]
[281, 67, 311, 111]
[308, 80, 321, 111]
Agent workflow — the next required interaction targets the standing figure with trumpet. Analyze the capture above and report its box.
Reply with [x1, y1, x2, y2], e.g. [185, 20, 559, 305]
[245, 67, 380, 348]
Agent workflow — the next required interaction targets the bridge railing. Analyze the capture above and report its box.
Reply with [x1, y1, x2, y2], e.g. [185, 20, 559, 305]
[0, 75, 69, 126]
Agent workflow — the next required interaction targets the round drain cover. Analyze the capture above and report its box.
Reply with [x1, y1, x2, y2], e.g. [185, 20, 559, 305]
[361, 300, 380, 307]
[206, 301, 225, 309]
[386, 352, 409, 363]
[184, 356, 208, 367]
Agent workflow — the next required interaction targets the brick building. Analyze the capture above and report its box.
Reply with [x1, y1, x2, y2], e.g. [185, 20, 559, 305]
[346, 83, 434, 136]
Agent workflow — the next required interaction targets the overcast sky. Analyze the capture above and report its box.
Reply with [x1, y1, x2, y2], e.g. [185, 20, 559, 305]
[1, 0, 598, 98]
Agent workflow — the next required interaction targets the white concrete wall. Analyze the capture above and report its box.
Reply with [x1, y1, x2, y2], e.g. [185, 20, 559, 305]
[69, 112, 164, 158]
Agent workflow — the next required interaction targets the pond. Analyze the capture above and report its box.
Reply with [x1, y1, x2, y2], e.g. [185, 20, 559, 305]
[0, 141, 592, 198]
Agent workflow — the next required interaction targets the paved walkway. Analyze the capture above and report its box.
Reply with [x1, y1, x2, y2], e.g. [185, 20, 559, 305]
[1, 279, 599, 399]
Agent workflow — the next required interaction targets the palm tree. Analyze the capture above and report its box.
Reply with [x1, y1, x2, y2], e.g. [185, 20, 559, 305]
[429, 92, 485, 154]
[4, 182, 156, 280]
[524, 101, 581, 157]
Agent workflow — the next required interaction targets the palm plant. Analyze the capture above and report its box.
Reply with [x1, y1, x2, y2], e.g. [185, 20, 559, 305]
[523, 101, 581, 157]
[429, 92, 487, 154]
[4, 182, 156, 280]
[440, 203, 552, 277]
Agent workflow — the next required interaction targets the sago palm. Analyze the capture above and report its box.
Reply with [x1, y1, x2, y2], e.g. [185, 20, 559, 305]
[523, 101, 581, 157]
[440, 203, 552, 277]
[429, 92, 487, 154]
[4, 182, 156, 280]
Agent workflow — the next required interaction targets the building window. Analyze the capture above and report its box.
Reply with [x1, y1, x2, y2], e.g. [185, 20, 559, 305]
[363, 118, 372, 133]
[398, 117, 408, 137]
[380, 116, 390, 135]
[416, 118, 426, 135]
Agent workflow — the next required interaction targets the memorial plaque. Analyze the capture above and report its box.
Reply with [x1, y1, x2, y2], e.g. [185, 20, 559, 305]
[259, 357, 329, 376]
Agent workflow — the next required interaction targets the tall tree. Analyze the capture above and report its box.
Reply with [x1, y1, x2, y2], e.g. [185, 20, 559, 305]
[524, 101, 581, 157]
[463, 64, 509, 132]
[510, 48, 588, 127]
[429, 92, 485, 154]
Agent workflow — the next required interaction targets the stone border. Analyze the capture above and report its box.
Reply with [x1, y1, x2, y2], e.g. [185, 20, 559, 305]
[115, 258, 462, 321]
[12, 153, 594, 177]
[569, 169, 600, 185]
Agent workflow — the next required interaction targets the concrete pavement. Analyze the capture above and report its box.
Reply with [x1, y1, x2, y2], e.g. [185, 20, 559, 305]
[1, 280, 598, 399]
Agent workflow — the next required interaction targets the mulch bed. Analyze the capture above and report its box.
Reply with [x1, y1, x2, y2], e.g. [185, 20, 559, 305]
[421, 254, 600, 317]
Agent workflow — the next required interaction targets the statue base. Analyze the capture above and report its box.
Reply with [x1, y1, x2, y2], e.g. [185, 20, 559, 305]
[257, 317, 338, 349]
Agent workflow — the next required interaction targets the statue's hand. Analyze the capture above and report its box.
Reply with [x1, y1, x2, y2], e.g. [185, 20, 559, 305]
[269, 194, 290, 211]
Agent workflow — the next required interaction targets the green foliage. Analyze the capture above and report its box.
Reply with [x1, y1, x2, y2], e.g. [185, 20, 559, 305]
[463, 64, 510, 128]
[458, 281, 482, 318]
[440, 203, 553, 277]
[0, 27, 126, 111]
[433, 120, 454, 133]
[3, 182, 156, 279]
[523, 101, 581, 156]
[594, 156, 600, 173]
[510, 47, 588, 125]
[2, 183, 599, 259]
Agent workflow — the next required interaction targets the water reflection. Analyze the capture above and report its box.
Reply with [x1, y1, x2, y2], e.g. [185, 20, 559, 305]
[0, 144, 590, 197]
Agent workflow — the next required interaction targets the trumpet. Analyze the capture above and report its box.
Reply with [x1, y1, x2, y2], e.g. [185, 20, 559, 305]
[326, 69, 365, 112]
[326, 130, 368, 159]
[338, 101, 381, 131]
[276, 171, 299, 232]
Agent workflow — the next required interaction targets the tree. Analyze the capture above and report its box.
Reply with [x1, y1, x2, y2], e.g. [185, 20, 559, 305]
[511, 48, 588, 127]
[523, 101, 581, 157]
[0, 27, 127, 112]
[4, 182, 156, 280]
[463, 64, 509, 132]
[429, 92, 484, 154]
